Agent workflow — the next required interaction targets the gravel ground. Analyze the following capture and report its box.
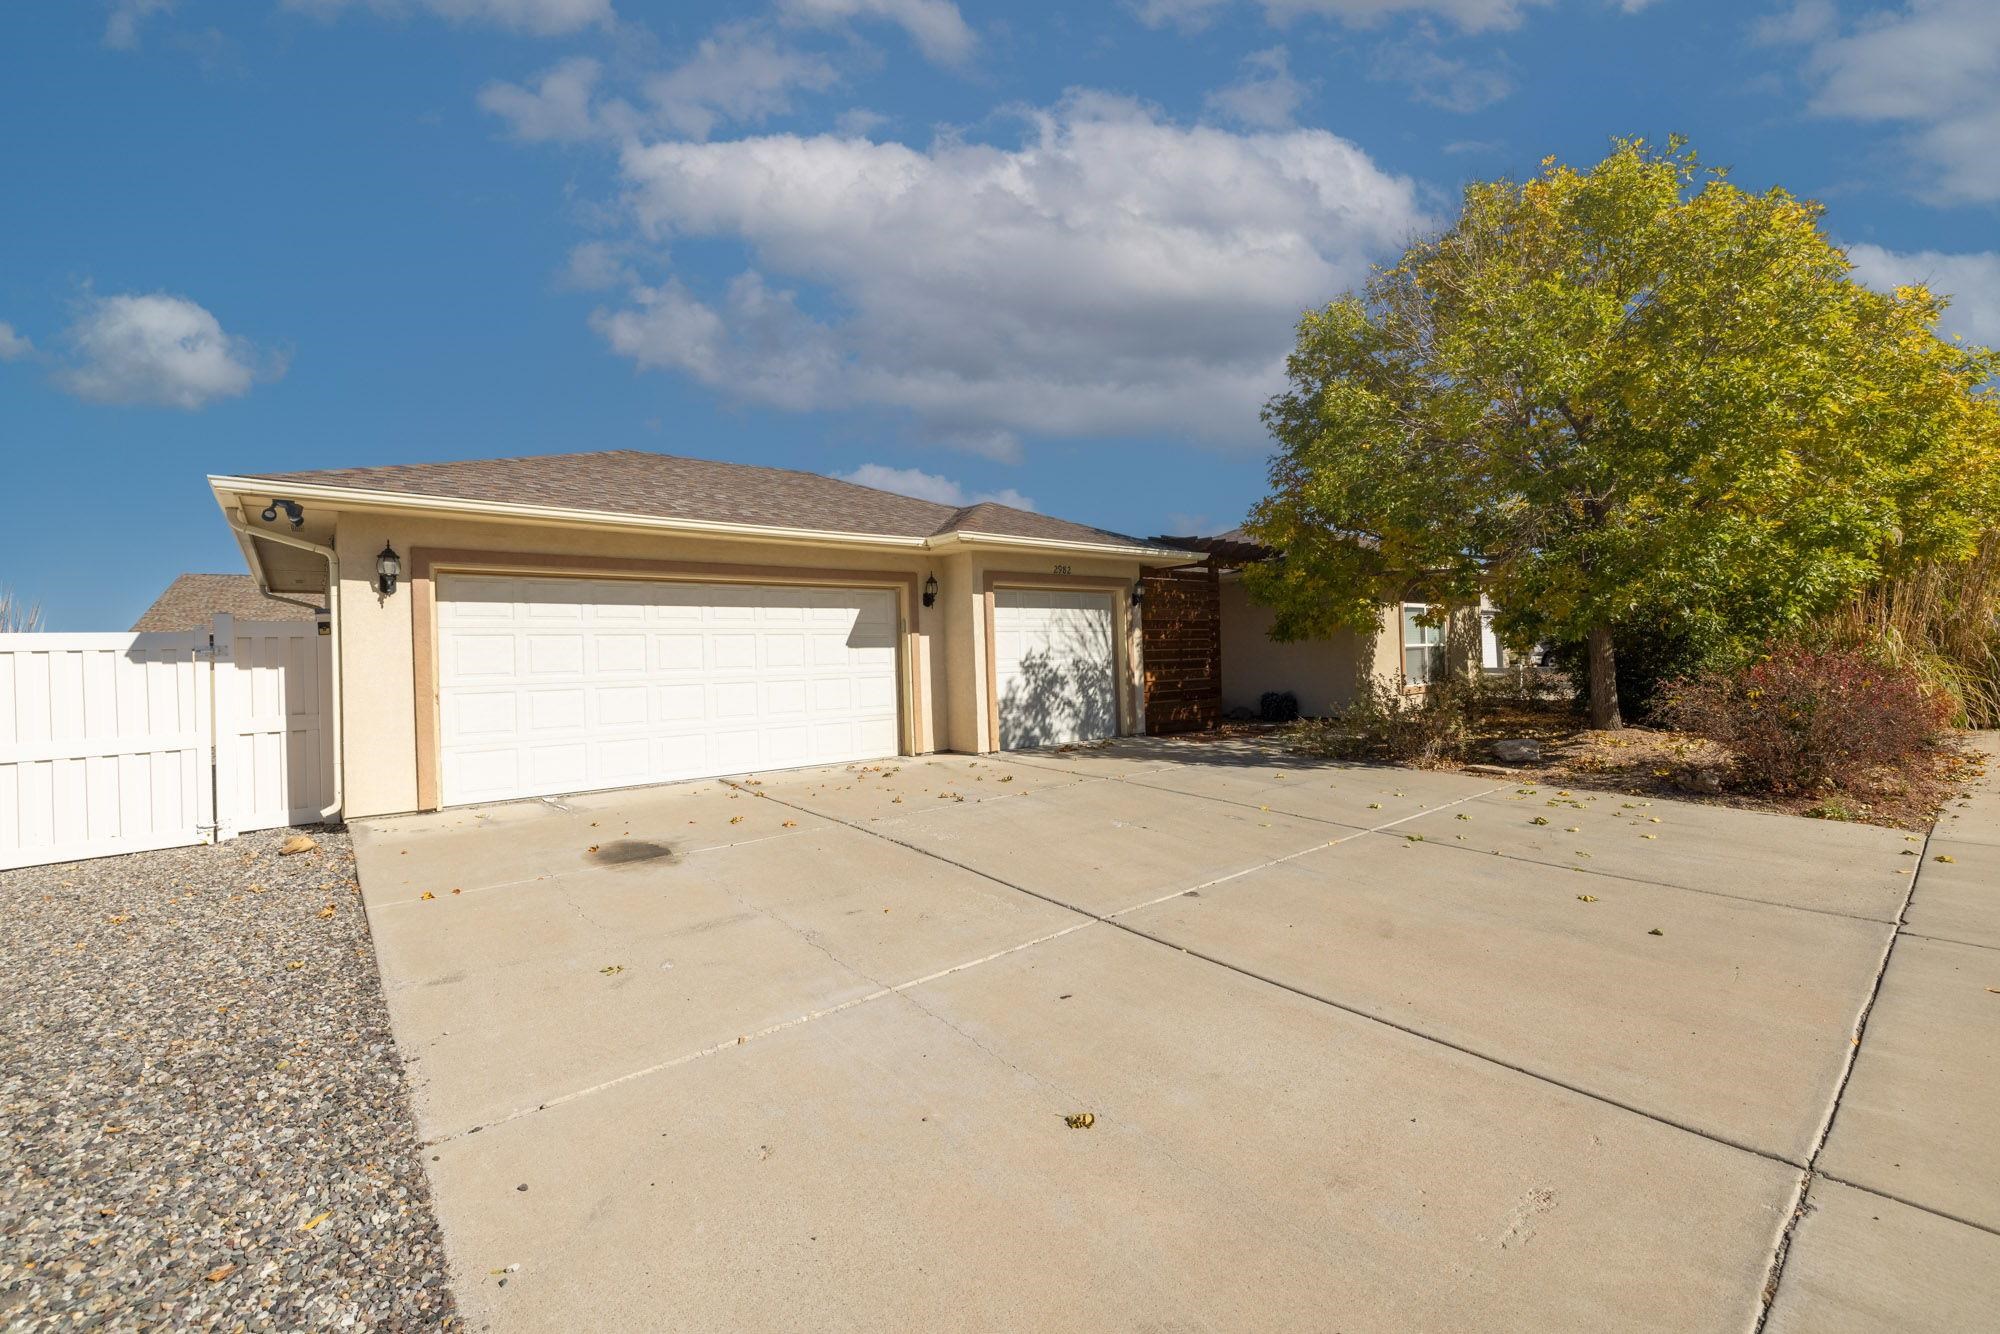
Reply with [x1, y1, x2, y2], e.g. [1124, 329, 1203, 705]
[0, 827, 457, 1330]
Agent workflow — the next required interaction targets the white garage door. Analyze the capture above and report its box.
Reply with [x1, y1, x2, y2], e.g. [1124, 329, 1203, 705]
[992, 589, 1117, 750]
[436, 575, 899, 807]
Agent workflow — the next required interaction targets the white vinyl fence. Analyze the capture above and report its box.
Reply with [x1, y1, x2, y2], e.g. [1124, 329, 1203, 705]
[0, 615, 333, 871]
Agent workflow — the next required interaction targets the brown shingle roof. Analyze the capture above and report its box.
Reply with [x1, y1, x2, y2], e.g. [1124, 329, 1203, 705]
[236, 450, 1176, 553]
[133, 574, 324, 633]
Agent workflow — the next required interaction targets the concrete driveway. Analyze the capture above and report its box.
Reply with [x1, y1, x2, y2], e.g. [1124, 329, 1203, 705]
[351, 737, 2000, 1332]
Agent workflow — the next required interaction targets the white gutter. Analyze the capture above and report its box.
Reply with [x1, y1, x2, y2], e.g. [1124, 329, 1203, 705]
[225, 513, 343, 826]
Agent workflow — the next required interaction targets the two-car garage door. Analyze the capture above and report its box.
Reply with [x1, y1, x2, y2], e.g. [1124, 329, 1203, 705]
[436, 575, 899, 807]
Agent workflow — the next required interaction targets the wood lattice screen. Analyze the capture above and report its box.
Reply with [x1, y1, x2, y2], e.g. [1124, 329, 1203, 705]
[1140, 563, 1220, 734]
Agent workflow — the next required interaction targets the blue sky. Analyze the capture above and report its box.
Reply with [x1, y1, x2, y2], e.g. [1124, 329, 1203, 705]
[2, 0, 1996, 630]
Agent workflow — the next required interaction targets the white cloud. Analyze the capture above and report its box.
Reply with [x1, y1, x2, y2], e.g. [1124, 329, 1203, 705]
[0, 322, 32, 362]
[1846, 243, 2000, 348]
[836, 107, 892, 137]
[559, 239, 638, 290]
[590, 93, 1426, 449]
[104, 0, 174, 49]
[1134, 0, 1554, 35]
[1372, 34, 1514, 111]
[283, 0, 611, 36]
[1205, 47, 1309, 128]
[58, 293, 280, 409]
[1774, 0, 2000, 204]
[481, 26, 840, 144]
[778, 0, 976, 64]
[479, 56, 605, 142]
[837, 463, 1036, 511]
[644, 23, 840, 139]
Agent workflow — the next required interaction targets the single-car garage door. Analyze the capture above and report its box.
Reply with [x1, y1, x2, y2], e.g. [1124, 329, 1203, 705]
[436, 574, 899, 806]
[992, 588, 1117, 749]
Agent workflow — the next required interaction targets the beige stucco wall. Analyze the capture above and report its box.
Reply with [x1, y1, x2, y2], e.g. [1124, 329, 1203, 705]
[1221, 577, 1485, 717]
[262, 501, 1151, 818]
[1218, 577, 1369, 717]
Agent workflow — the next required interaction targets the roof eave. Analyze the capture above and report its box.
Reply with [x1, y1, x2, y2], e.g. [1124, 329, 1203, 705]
[206, 474, 933, 551]
[207, 474, 1196, 561]
[926, 530, 1200, 561]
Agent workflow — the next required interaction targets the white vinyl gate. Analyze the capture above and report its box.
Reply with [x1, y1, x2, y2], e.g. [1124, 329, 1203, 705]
[0, 615, 333, 871]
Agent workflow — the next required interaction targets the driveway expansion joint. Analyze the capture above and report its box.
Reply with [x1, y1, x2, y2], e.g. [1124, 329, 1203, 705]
[1751, 824, 1931, 1330]
[740, 767, 1854, 1181]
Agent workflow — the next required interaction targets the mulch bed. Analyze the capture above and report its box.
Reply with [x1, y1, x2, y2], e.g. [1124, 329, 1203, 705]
[1193, 708, 1980, 832]
[0, 827, 456, 1330]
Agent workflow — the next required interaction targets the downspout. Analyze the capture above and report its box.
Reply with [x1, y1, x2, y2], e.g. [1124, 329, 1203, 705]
[227, 514, 344, 826]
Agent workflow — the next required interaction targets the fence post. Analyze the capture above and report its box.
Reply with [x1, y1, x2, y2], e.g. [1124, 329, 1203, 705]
[208, 614, 239, 844]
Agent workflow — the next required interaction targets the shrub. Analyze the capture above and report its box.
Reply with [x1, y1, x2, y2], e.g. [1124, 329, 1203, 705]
[1345, 674, 1472, 766]
[1658, 645, 1953, 794]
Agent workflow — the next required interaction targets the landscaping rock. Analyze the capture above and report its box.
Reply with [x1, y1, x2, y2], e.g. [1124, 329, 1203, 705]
[1489, 737, 1543, 764]
[0, 827, 455, 1331]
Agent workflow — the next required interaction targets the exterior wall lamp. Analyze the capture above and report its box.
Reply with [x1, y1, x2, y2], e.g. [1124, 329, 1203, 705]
[377, 543, 402, 597]
[922, 573, 938, 608]
[1131, 580, 1145, 608]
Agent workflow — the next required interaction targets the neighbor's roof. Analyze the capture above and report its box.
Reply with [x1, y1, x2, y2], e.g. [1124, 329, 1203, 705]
[132, 574, 324, 633]
[219, 450, 1182, 555]
[1148, 528, 1278, 566]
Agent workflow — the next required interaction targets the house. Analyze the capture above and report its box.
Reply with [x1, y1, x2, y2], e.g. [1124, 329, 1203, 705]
[207, 450, 1191, 819]
[1152, 530, 1512, 719]
[131, 573, 326, 633]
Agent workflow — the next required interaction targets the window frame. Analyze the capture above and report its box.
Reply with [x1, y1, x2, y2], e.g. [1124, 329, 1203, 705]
[1400, 602, 1446, 686]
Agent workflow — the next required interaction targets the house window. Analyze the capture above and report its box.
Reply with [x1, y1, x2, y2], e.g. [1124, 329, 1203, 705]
[1401, 604, 1445, 684]
[1480, 609, 1502, 670]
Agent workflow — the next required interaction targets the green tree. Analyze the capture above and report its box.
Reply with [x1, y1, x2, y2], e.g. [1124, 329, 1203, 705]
[1244, 138, 2000, 728]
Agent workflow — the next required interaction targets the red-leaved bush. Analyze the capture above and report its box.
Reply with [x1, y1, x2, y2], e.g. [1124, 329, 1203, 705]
[1659, 645, 1953, 794]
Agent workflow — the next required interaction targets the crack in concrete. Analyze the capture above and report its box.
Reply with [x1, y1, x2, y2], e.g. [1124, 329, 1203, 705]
[1750, 824, 1930, 1332]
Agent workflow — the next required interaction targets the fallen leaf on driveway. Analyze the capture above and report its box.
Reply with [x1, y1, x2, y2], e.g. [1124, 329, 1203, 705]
[729, 815, 744, 824]
[1648, 928, 1664, 936]
[419, 892, 435, 901]
[600, 965, 623, 976]
[204, 1263, 237, 1283]
[1064, 1112, 1096, 1129]
[781, 820, 797, 828]
[1576, 894, 1598, 903]
[301, 1211, 330, 1231]
[1936, 855, 1957, 863]
[316, 904, 336, 920]
[1531, 816, 1550, 826]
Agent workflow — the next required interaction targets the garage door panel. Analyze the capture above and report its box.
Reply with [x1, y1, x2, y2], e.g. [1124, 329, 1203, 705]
[527, 688, 587, 732]
[594, 634, 648, 674]
[446, 690, 518, 740]
[994, 590, 1117, 750]
[713, 634, 758, 669]
[656, 683, 705, 722]
[441, 579, 518, 622]
[437, 574, 899, 806]
[595, 684, 649, 728]
[765, 680, 809, 715]
[654, 632, 705, 671]
[526, 743, 588, 790]
[450, 634, 517, 678]
[713, 682, 759, 718]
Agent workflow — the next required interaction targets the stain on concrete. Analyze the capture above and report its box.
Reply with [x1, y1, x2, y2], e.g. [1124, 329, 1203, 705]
[587, 840, 681, 868]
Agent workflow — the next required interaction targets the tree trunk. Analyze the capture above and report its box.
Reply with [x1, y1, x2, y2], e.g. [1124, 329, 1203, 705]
[1586, 624, 1623, 730]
